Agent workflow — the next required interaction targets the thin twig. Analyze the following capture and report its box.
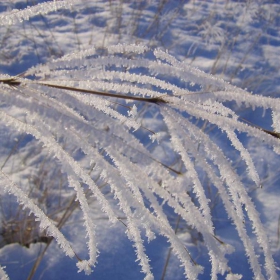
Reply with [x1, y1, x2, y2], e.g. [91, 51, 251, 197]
[38, 82, 168, 104]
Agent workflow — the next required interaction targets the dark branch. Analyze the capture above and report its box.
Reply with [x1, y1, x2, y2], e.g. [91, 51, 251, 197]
[0, 77, 21, 87]
[240, 118, 280, 140]
[39, 82, 168, 105]
[2, 77, 278, 139]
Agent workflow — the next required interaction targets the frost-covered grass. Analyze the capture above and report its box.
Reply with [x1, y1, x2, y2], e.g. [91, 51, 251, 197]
[0, 1, 280, 280]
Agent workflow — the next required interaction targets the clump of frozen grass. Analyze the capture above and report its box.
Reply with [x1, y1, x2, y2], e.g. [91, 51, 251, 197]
[0, 1, 280, 279]
[0, 42, 280, 280]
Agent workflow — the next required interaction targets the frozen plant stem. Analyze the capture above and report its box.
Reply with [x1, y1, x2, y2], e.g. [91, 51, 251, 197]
[0, 76, 278, 139]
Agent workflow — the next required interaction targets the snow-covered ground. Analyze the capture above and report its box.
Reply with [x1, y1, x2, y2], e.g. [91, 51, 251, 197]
[0, 1, 279, 279]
